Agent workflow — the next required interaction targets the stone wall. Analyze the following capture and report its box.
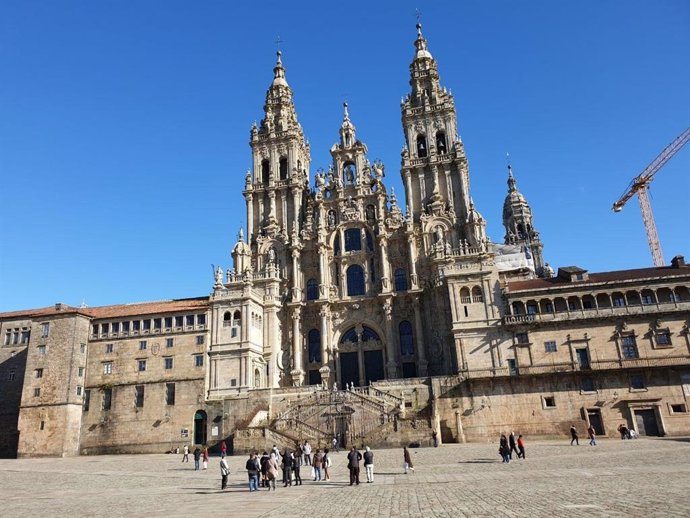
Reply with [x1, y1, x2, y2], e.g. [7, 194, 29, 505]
[0, 347, 27, 457]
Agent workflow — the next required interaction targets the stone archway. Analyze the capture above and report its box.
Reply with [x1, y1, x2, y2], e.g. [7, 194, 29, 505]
[337, 324, 385, 388]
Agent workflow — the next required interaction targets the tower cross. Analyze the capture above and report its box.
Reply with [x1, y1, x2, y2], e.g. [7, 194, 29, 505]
[275, 35, 283, 52]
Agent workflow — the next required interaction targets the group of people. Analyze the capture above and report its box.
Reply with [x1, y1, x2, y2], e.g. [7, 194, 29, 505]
[498, 432, 525, 463]
[181, 444, 210, 471]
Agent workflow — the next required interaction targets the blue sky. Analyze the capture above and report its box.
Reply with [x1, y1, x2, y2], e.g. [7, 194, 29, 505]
[1, 0, 688, 311]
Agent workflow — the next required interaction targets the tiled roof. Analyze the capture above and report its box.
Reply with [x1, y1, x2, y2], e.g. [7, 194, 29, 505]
[508, 266, 690, 293]
[0, 297, 209, 321]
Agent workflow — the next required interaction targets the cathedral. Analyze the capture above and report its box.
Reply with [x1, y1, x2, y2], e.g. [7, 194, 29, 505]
[1, 25, 688, 457]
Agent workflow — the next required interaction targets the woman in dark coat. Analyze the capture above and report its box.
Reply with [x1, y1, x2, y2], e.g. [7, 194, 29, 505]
[403, 446, 415, 474]
[499, 434, 510, 463]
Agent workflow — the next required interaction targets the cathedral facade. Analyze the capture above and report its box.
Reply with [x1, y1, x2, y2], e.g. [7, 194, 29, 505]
[1, 26, 689, 457]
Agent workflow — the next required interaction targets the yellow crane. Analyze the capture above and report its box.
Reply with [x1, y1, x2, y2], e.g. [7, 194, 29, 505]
[612, 126, 690, 267]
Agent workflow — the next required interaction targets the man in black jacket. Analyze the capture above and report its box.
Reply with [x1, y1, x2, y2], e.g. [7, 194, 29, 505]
[347, 446, 362, 486]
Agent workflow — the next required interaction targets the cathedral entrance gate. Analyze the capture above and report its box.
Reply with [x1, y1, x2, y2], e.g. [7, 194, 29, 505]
[194, 410, 207, 445]
[338, 325, 385, 389]
[363, 350, 385, 384]
[340, 352, 359, 388]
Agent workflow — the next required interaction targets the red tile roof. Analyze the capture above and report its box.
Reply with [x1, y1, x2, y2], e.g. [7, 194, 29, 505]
[508, 265, 690, 293]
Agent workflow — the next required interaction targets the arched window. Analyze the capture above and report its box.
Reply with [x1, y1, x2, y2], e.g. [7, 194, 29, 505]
[306, 279, 318, 301]
[279, 157, 288, 180]
[308, 329, 321, 363]
[233, 310, 241, 326]
[346, 265, 365, 296]
[223, 311, 232, 324]
[340, 328, 358, 343]
[399, 321, 415, 356]
[261, 159, 270, 183]
[416, 134, 428, 158]
[394, 268, 408, 291]
[471, 286, 483, 303]
[436, 131, 447, 154]
[361, 327, 380, 341]
[340, 326, 380, 344]
[345, 228, 362, 251]
[343, 162, 356, 185]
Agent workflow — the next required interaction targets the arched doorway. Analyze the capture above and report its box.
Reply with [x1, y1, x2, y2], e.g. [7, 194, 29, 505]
[194, 410, 207, 445]
[338, 325, 385, 388]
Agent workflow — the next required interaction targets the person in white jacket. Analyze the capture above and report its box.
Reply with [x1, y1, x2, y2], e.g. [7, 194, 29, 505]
[220, 454, 230, 490]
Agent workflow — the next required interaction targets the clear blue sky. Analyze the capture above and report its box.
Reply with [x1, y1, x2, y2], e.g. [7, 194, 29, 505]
[1, 0, 688, 312]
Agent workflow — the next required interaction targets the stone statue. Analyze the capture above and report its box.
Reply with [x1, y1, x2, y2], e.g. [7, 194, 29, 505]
[373, 160, 385, 179]
[328, 210, 336, 228]
[214, 266, 223, 286]
[434, 226, 445, 244]
[268, 247, 276, 264]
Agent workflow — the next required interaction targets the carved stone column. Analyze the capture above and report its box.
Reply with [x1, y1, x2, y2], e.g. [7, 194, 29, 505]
[318, 306, 331, 384]
[290, 308, 304, 386]
[413, 297, 428, 376]
[407, 234, 419, 289]
[268, 190, 276, 222]
[383, 299, 398, 379]
[245, 192, 254, 241]
[379, 236, 391, 293]
[318, 245, 326, 298]
[291, 248, 300, 301]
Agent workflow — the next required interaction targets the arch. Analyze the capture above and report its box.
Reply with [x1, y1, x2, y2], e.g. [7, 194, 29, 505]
[567, 296, 582, 311]
[416, 134, 428, 158]
[399, 320, 414, 356]
[308, 329, 321, 363]
[511, 301, 525, 315]
[279, 157, 288, 180]
[459, 287, 471, 303]
[674, 286, 690, 301]
[254, 368, 261, 388]
[581, 294, 596, 310]
[223, 311, 232, 323]
[394, 268, 408, 291]
[233, 310, 241, 326]
[340, 326, 380, 344]
[471, 286, 483, 303]
[306, 279, 319, 301]
[345, 228, 362, 251]
[366, 204, 376, 221]
[611, 292, 626, 307]
[342, 161, 356, 185]
[261, 159, 270, 183]
[626, 290, 641, 306]
[656, 287, 673, 303]
[193, 409, 207, 446]
[553, 297, 568, 312]
[539, 298, 554, 313]
[525, 299, 539, 315]
[435, 131, 447, 154]
[596, 293, 611, 309]
[346, 265, 365, 296]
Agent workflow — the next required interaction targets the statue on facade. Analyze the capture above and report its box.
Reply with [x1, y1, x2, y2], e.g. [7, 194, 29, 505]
[268, 247, 276, 264]
[214, 266, 224, 287]
[328, 210, 336, 228]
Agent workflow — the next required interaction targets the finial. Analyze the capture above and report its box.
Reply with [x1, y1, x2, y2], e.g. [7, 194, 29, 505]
[238, 227, 244, 242]
[416, 23, 423, 37]
[416, 8, 422, 36]
[276, 50, 282, 65]
[343, 101, 350, 121]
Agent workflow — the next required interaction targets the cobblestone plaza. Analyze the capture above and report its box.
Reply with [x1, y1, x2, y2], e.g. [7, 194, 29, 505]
[2, 439, 689, 517]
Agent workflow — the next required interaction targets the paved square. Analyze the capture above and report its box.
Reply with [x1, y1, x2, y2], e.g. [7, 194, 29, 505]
[2, 438, 689, 517]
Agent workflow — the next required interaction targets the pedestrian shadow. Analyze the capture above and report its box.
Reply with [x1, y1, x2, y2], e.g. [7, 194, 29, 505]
[458, 459, 499, 464]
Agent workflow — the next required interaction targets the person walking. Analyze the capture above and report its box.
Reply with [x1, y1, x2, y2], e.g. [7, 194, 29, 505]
[260, 451, 270, 488]
[182, 444, 189, 463]
[266, 452, 280, 491]
[517, 434, 526, 459]
[403, 446, 415, 474]
[570, 425, 579, 446]
[499, 434, 510, 463]
[587, 424, 597, 446]
[312, 449, 323, 481]
[347, 446, 362, 485]
[246, 452, 260, 491]
[292, 451, 303, 485]
[202, 446, 209, 470]
[322, 448, 331, 481]
[332, 436, 339, 453]
[432, 430, 438, 448]
[363, 446, 374, 483]
[193, 447, 202, 470]
[303, 440, 312, 466]
[220, 453, 230, 490]
[282, 449, 293, 487]
[509, 432, 518, 459]
[220, 440, 227, 457]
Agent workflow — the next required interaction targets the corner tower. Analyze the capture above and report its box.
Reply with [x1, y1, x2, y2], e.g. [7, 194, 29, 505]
[400, 24, 479, 246]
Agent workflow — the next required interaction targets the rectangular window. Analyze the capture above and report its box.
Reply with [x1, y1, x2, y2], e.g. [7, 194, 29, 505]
[132, 320, 140, 332]
[112, 322, 120, 334]
[164, 357, 173, 370]
[186, 315, 195, 327]
[78, 367, 84, 377]
[37, 345, 46, 355]
[135, 385, 144, 407]
[41, 323, 50, 338]
[671, 403, 687, 414]
[194, 355, 204, 367]
[642, 295, 654, 304]
[139, 340, 147, 351]
[92, 324, 99, 336]
[100, 323, 109, 336]
[655, 332, 672, 346]
[175, 316, 183, 328]
[40, 420, 45, 430]
[196, 335, 205, 345]
[231, 327, 238, 338]
[20, 329, 31, 344]
[138, 359, 147, 372]
[526, 304, 538, 315]
[76, 385, 83, 396]
[166, 383, 176, 405]
[83, 389, 91, 411]
[35, 368, 43, 378]
[630, 373, 645, 390]
[581, 378, 595, 392]
[166, 338, 174, 348]
[516, 332, 529, 344]
[154, 318, 162, 330]
[621, 335, 639, 359]
[230, 378, 237, 387]
[197, 314, 206, 326]
[4, 332, 10, 345]
[105, 343, 114, 353]
[543, 396, 556, 408]
[34, 387, 41, 397]
[165, 317, 173, 329]
[102, 388, 112, 410]
[103, 362, 113, 375]
[122, 321, 130, 334]
[613, 296, 626, 307]
[142, 319, 151, 331]
[544, 341, 557, 353]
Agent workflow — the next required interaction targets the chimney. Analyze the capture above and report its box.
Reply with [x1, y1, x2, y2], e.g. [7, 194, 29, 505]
[55, 303, 64, 311]
[671, 255, 685, 268]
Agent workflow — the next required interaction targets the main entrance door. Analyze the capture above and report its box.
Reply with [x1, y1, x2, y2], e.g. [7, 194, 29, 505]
[364, 350, 384, 384]
[340, 352, 359, 388]
[635, 409, 660, 436]
[194, 410, 207, 445]
[587, 409, 604, 436]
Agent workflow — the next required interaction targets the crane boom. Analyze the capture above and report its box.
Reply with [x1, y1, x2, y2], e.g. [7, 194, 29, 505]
[612, 125, 690, 267]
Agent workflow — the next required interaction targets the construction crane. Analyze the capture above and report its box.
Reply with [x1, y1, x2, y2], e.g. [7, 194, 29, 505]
[612, 126, 690, 267]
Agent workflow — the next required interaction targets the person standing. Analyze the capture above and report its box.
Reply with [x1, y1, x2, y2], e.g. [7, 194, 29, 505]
[182, 444, 189, 463]
[312, 449, 323, 481]
[193, 447, 202, 470]
[303, 440, 312, 466]
[282, 449, 293, 487]
[220, 453, 230, 490]
[220, 440, 227, 457]
[432, 430, 438, 448]
[570, 425, 579, 446]
[347, 446, 362, 486]
[260, 451, 270, 488]
[509, 432, 518, 459]
[292, 451, 302, 486]
[403, 446, 415, 474]
[363, 446, 374, 483]
[332, 436, 339, 453]
[322, 448, 331, 481]
[587, 424, 597, 446]
[266, 452, 280, 491]
[517, 434, 526, 459]
[246, 452, 260, 491]
[499, 434, 510, 463]
[202, 446, 209, 470]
